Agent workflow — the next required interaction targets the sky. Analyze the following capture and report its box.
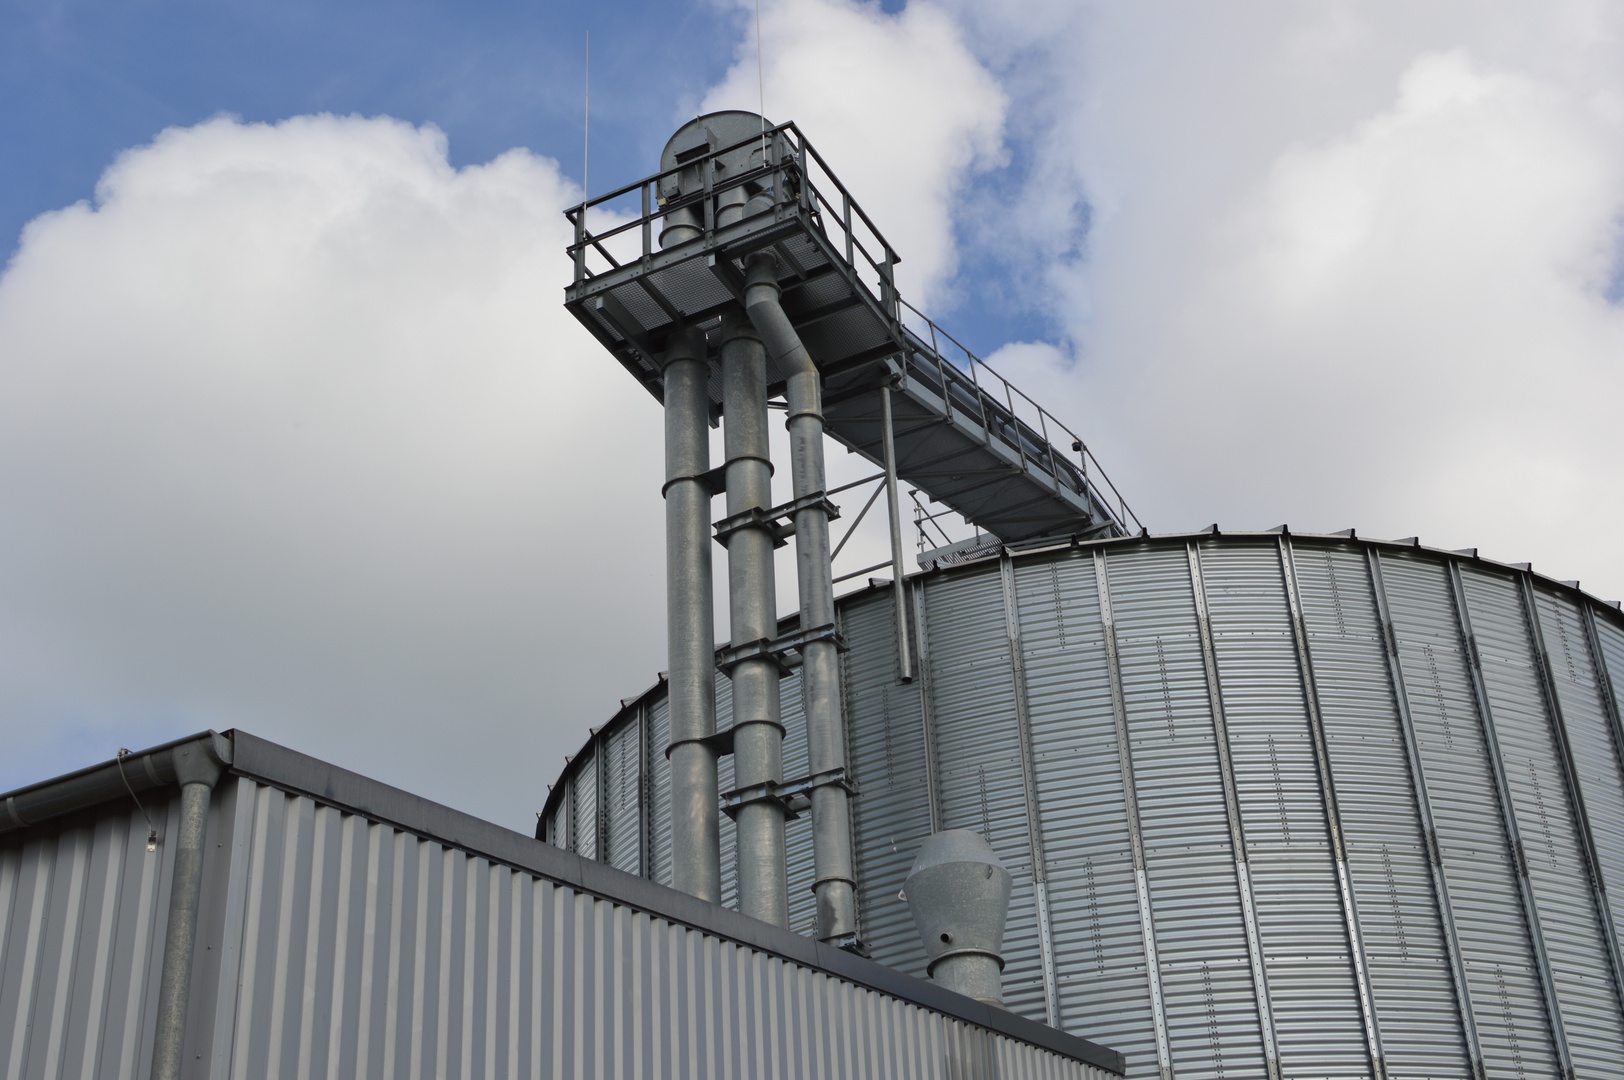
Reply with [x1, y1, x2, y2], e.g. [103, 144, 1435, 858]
[3, 0, 1622, 831]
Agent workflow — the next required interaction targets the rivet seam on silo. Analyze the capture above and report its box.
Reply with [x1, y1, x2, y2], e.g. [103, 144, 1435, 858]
[1365, 548, 1488, 1079]
[1186, 542, 1282, 1080]
[1001, 555, 1062, 1027]
[912, 580, 944, 835]
[1278, 536, 1388, 1080]
[1092, 548, 1173, 1079]
[1447, 559, 1575, 1078]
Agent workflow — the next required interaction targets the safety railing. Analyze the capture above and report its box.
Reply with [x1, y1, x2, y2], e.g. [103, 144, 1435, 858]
[564, 121, 1142, 538]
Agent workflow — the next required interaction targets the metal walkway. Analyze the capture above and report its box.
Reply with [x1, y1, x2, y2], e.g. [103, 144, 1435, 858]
[563, 121, 1140, 544]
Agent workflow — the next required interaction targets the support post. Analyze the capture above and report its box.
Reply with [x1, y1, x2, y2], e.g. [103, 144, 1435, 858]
[721, 309, 789, 928]
[881, 385, 913, 683]
[661, 328, 722, 904]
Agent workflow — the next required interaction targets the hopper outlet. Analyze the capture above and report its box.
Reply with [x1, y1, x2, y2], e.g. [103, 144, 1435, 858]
[903, 830, 1012, 1006]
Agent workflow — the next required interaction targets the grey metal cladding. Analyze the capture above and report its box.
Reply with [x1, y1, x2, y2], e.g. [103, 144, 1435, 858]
[1587, 614, 1624, 945]
[1105, 544, 1267, 1080]
[1195, 539, 1370, 1077]
[1459, 565, 1624, 1074]
[1294, 542, 1471, 1079]
[572, 746, 597, 861]
[778, 666, 819, 939]
[1012, 549, 1158, 1070]
[0, 799, 177, 1079]
[843, 588, 935, 976]
[1381, 552, 1561, 1078]
[605, 715, 643, 876]
[649, 695, 673, 889]
[922, 564, 1050, 1019]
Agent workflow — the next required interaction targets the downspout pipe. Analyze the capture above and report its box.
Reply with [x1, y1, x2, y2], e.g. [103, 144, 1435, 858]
[151, 737, 227, 1080]
[660, 327, 723, 904]
[743, 249, 861, 946]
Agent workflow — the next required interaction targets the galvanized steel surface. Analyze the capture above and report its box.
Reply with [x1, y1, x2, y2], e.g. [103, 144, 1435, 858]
[2, 766, 1115, 1079]
[549, 532, 1624, 1079]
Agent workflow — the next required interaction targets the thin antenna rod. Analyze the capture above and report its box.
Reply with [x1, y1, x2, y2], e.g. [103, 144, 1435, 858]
[583, 29, 590, 201]
[755, 0, 766, 159]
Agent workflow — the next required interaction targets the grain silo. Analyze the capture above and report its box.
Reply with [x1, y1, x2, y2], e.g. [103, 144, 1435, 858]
[549, 111, 1624, 1080]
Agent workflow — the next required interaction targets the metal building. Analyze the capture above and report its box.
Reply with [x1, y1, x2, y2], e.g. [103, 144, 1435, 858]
[0, 730, 1121, 1079]
[544, 530, 1624, 1080]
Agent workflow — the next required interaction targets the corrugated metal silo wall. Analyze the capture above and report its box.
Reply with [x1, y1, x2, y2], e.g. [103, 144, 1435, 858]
[1, 774, 1113, 1080]
[548, 534, 1624, 1080]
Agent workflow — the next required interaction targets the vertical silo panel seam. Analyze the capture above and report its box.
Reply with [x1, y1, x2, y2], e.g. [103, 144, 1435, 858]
[912, 579, 943, 834]
[1092, 547, 1173, 1080]
[1365, 550, 1487, 1079]
[1446, 559, 1575, 1078]
[1187, 542, 1282, 1080]
[597, 733, 613, 870]
[1277, 536, 1387, 1080]
[1517, 575, 1624, 1026]
[640, 706, 653, 881]
[1580, 604, 1624, 943]
[1001, 554, 1062, 1027]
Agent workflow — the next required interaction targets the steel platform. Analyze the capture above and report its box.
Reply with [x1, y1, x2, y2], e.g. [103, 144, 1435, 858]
[563, 122, 1139, 543]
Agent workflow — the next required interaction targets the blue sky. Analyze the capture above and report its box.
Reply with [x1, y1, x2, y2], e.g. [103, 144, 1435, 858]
[2, 0, 1622, 828]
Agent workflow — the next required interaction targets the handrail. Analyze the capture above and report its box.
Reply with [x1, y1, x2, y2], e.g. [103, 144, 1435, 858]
[563, 120, 1143, 538]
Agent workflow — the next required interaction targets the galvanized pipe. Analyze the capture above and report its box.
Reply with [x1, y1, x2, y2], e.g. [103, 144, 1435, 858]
[881, 385, 913, 683]
[150, 738, 226, 1080]
[720, 309, 789, 927]
[743, 252, 860, 944]
[660, 327, 722, 904]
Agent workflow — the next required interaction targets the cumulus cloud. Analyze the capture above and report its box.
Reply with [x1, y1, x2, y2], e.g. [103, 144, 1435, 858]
[0, 114, 668, 824]
[942, 1, 1624, 598]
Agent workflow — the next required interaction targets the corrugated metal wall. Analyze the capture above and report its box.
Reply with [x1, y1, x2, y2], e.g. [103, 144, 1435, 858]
[549, 533, 1624, 1079]
[1, 773, 1111, 1079]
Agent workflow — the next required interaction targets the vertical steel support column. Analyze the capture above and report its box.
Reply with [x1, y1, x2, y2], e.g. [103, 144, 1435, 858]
[1278, 537, 1387, 1080]
[661, 328, 721, 904]
[1446, 560, 1574, 1077]
[1093, 548, 1173, 1080]
[913, 580, 943, 833]
[150, 740, 226, 1080]
[881, 385, 913, 684]
[1518, 576, 1624, 1022]
[1187, 543, 1282, 1080]
[743, 253, 858, 945]
[721, 308, 789, 928]
[999, 555, 1061, 1026]
[1366, 549, 1487, 1080]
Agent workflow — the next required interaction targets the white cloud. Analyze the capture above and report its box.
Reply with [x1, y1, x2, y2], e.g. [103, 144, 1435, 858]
[938, 1, 1624, 598]
[0, 114, 669, 824]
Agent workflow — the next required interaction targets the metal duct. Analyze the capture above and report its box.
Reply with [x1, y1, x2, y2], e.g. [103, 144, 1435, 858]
[658, 326, 721, 904]
[905, 830, 1012, 1006]
[744, 252, 860, 946]
[720, 306, 790, 927]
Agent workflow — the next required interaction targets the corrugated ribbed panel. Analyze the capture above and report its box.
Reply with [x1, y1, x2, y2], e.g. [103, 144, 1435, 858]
[1459, 565, 1624, 1074]
[1294, 543, 1471, 1077]
[649, 695, 673, 889]
[572, 748, 597, 861]
[605, 715, 644, 876]
[1106, 545, 1265, 1080]
[714, 671, 739, 912]
[1381, 553, 1560, 1077]
[843, 588, 935, 973]
[777, 666, 818, 939]
[1013, 550, 1158, 1073]
[923, 566, 1048, 1020]
[1196, 539, 1369, 1077]
[0, 801, 177, 1080]
[198, 777, 1107, 1080]
[1589, 617, 1624, 942]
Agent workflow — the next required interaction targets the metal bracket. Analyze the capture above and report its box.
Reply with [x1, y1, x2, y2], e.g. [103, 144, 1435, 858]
[720, 766, 856, 821]
[820, 930, 871, 957]
[715, 622, 849, 674]
[712, 491, 840, 548]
